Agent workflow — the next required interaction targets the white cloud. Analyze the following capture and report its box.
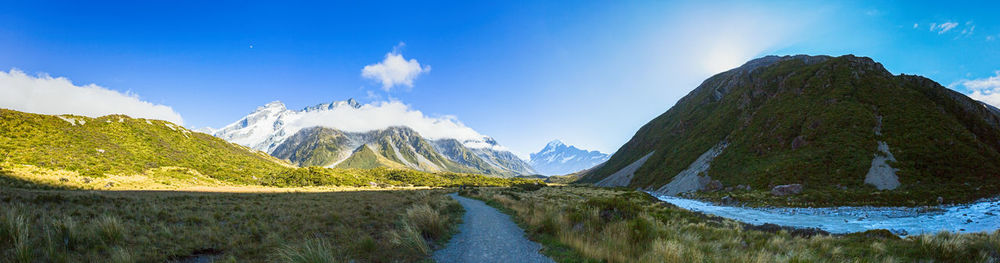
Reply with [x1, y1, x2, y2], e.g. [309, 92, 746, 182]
[287, 100, 502, 149]
[0, 69, 184, 124]
[931, 22, 958, 34]
[361, 43, 431, 91]
[957, 71, 1000, 108]
[913, 23, 919, 29]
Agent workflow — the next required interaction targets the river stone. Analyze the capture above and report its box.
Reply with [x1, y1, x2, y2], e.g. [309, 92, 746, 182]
[771, 184, 803, 196]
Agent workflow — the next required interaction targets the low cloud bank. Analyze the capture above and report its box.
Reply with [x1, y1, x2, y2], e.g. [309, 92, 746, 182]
[0, 69, 184, 124]
[956, 71, 1000, 108]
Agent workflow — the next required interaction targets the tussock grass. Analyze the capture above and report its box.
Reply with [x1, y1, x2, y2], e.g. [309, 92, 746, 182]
[96, 215, 125, 245]
[274, 239, 338, 263]
[463, 186, 1000, 262]
[388, 222, 430, 257]
[406, 204, 446, 240]
[0, 187, 464, 262]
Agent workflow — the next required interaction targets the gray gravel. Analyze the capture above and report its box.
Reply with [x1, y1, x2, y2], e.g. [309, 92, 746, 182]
[432, 193, 554, 263]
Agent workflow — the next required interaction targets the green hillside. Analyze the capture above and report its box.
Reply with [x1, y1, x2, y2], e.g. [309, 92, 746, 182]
[335, 144, 408, 170]
[581, 55, 1000, 206]
[0, 109, 290, 184]
[271, 127, 352, 167]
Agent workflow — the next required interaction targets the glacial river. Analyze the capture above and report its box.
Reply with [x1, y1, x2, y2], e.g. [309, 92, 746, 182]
[651, 193, 1000, 235]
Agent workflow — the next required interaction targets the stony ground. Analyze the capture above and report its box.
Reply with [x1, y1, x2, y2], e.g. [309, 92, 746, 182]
[432, 193, 554, 263]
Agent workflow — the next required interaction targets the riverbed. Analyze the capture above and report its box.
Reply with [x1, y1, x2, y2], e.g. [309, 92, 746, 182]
[651, 193, 1000, 236]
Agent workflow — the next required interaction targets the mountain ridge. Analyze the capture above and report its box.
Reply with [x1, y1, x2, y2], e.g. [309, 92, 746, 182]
[581, 54, 1000, 206]
[213, 99, 536, 176]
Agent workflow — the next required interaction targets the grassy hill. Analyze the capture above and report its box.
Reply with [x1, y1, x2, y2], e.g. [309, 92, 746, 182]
[0, 109, 291, 184]
[581, 55, 1000, 206]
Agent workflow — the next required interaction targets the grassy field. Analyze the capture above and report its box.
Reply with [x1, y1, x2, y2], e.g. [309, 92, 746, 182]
[0, 183, 464, 262]
[461, 186, 1000, 263]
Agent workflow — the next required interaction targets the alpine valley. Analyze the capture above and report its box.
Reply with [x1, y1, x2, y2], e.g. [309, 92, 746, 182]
[211, 100, 537, 177]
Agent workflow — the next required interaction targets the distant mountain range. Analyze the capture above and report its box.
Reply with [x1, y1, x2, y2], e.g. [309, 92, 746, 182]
[580, 55, 1000, 205]
[528, 140, 609, 176]
[212, 100, 536, 177]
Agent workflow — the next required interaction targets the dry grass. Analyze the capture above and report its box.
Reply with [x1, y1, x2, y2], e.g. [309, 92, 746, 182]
[0, 185, 463, 262]
[463, 186, 1000, 263]
[0, 163, 441, 193]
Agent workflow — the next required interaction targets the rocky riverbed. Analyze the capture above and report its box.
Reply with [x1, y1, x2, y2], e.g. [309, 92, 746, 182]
[652, 193, 1000, 236]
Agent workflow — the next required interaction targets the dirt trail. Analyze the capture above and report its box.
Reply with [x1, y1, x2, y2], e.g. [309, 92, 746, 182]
[432, 193, 554, 263]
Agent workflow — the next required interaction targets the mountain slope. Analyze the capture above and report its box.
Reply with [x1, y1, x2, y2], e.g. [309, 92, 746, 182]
[271, 126, 530, 176]
[581, 55, 1000, 205]
[217, 99, 535, 176]
[0, 109, 291, 183]
[529, 140, 609, 175]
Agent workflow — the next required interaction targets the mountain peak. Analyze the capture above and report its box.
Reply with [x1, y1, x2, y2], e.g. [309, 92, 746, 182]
[530, 140, 609, 176]
[260, 101, 287, 111]
[302, 98, 363, 112]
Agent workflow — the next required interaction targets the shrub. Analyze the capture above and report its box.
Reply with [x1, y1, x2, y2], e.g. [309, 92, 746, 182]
[584, 195, 643, 222]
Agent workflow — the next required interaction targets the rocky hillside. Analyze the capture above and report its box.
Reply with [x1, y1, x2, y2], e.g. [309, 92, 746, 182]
[272, 126, 533, 177]
[529, 140, 609, 175]
[0, 109, 291, 184]
[580, 55, 1000, 205]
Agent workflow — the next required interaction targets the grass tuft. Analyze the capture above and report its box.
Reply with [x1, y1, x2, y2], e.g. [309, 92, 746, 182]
[274, 238, 338, 263]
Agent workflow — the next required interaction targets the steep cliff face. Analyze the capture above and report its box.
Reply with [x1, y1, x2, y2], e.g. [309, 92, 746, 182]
[582, 55, 1000, 204]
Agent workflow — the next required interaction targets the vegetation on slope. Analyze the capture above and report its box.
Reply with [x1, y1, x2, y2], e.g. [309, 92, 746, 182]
[462, 186, 1000, 262]
[581, 55, 1000, 206]
[271, 127, 352, 167]
[0, 109, 291, 184]
[272, 126, 521, 177]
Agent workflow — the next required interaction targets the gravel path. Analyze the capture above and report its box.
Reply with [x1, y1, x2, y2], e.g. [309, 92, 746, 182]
[432, 193, 554, 263]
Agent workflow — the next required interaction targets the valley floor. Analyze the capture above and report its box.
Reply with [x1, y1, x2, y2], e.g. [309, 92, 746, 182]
[0, 185, 464, 262]
[461, 186, 1000, 262]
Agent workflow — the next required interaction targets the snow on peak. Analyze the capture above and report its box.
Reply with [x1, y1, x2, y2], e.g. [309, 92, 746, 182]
[261, 101, 287, 111]
[213, 99, 510, 153]
[530, 140, 610, 176]
[302, 98, 363, 112]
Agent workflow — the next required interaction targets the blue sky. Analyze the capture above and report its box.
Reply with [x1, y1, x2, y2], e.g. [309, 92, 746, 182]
[2, 0, 1000, 156]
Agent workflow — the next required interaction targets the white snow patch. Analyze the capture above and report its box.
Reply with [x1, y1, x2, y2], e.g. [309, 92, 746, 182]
[57, 116, 78, 125]
[654, 141, 728, 196]
[595, 151, 654, 187]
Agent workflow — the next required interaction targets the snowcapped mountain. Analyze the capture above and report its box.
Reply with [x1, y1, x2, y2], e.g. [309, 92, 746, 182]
[211, 99, 534, 176]
[529, 140, 610, 176]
